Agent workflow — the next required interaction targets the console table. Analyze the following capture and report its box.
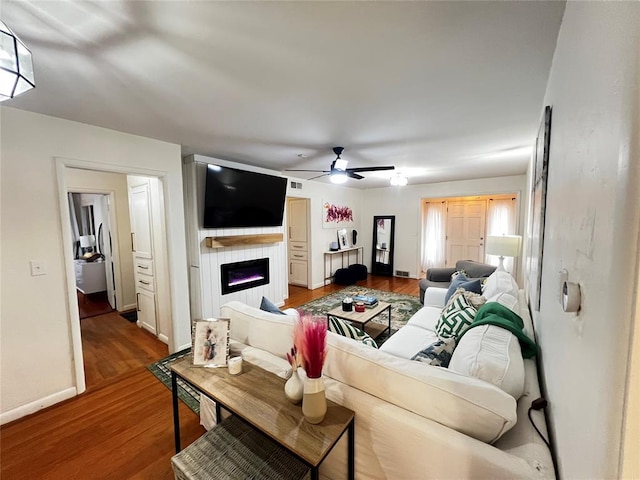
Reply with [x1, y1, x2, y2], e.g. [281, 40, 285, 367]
[170, 357, 355, 480]
[323, 246, 364, 285]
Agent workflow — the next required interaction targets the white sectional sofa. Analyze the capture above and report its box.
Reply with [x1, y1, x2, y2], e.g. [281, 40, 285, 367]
[200, 270, 555, 479]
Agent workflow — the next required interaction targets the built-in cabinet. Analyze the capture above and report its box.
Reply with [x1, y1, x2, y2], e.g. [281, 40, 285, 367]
[128, 181, 158, 336]
[287, 198, 309, 287]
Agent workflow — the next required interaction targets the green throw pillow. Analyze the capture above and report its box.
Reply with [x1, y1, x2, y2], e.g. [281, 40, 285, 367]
[436, 293, 478, 340]
[328, 315, 378, 348]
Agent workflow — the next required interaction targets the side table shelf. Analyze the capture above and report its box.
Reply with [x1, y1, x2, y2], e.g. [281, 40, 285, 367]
[323, 246, 364, 285]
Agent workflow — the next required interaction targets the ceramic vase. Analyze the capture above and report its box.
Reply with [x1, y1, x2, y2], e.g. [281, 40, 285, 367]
[302, 376, 327, 424]
[284, 370, 304, 404]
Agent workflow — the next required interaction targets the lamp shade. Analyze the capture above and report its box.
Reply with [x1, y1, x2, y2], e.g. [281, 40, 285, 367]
[486, 235, 522, 258]
[0, 20, 35, 101]
[79, 235, 96, 248]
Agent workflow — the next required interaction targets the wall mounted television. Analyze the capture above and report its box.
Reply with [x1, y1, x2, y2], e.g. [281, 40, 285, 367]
[203, 164, 288, 229]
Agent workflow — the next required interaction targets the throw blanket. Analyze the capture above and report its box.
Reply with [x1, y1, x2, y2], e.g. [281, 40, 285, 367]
[458, 302, 538, 359]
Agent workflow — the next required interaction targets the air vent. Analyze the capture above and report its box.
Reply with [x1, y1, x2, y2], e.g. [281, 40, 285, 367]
[395, 270, 409, 277]
[290, 181, 303, 189]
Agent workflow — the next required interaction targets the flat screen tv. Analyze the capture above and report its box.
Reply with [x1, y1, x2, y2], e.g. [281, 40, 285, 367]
[203, 164, 288, 228]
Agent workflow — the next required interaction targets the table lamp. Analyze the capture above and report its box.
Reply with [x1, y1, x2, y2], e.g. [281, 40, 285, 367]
[486, 235, 522, 271]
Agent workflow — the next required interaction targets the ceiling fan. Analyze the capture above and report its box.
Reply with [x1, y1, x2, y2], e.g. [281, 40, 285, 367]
[285, 147, 395, 183]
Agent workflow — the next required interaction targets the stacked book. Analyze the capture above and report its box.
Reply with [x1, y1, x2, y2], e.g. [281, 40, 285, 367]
[352, 295, 378, 308]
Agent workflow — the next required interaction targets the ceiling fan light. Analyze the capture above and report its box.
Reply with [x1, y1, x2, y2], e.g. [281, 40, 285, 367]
[330, 172, 348, 184]
[0, 20, 35, 102]
[334, 158, 348, 171]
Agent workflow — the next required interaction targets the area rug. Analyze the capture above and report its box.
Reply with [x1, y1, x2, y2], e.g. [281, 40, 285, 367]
[147, 349, 200, 414]
[120, 310, 137, 323]
[296, 287, 422, 342]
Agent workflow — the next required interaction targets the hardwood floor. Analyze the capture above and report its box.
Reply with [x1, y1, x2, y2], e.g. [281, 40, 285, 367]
[0, 274, 420, 479]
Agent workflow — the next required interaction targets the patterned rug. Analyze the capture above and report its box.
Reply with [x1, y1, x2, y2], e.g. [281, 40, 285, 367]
[296, 287, 423, 343]
[147, 349, 201, 414]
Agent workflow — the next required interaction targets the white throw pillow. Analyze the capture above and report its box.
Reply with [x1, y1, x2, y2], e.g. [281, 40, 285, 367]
[448, 324, 525, 399]
[482, 270, 519, 299]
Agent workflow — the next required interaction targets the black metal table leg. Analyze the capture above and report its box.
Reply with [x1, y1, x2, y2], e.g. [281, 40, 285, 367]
[172, 371, 181, 453]
[348, 418, 355, 480]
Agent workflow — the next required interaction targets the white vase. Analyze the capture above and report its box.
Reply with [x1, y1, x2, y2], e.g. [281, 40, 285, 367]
[302, 376, 327, 424]
[284, 370, 304, 404]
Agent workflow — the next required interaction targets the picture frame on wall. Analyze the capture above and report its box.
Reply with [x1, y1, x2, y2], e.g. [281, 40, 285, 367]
[337, 228, 351, 250]
[322, 200, 355, 229]
[526, 105, 552, 311]
[192, 318, 230, 367]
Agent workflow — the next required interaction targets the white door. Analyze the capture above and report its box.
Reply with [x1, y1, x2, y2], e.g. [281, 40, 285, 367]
[100, 195, 117, 309]
[137, 289, 157, 335]
[446, 200, 486, 266]
[288, 198, 308, 242]
[129, 184, 153, 259]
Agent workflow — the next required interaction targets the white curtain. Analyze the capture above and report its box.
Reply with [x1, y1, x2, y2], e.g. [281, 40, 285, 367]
[485, 198, 517, 272]
[421, 201, 446, 271]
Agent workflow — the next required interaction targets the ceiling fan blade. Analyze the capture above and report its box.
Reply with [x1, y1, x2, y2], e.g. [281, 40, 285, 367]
[346, 166, 395, 173]
[307, 173, 330, 181]
[346, 171, 364, 180]
[284, 169, 330, 173]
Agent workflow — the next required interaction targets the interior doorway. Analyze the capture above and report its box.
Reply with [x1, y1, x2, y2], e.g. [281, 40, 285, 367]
[286, 197, 311, 288]
[69, 192, 117, 319]
[58, 159, 174, 395]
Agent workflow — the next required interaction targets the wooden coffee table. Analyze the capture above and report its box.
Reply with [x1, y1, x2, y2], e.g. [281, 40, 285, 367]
[170, 357, 355, 480]
[326, 301, 392, 340]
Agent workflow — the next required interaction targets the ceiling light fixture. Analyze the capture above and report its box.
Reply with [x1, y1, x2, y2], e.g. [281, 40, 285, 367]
[390, 173, 408, 186]
[0, 20, 35, 102]
[330, 171, 348, 184]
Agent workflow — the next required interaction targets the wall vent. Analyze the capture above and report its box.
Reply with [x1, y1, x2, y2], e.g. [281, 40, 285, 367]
[395, 270, 410, 277]
[290, 181, 303, 189]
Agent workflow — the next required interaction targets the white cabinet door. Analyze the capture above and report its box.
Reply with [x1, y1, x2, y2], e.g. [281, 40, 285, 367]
[129, 184, 153, 259]
[288, 198, 308, 242]
[289, 260, 308, 286]
[137, 289, 157, 335]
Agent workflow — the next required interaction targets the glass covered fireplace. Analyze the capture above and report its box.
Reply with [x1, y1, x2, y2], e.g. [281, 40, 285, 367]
[220, 258, 269, 295]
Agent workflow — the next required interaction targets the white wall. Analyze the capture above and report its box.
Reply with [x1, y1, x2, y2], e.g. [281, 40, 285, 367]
[65, 169, 136, 310]
[0, 108, 190, 422]
[531, 3, 640, 478]
[361, 175, 527, 280]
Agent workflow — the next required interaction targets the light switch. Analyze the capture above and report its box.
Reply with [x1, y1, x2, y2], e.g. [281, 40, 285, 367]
[30, 260, 47, 276]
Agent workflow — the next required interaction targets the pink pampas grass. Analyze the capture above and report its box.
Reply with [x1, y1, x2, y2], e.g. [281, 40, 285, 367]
[293, 314, 327, 379]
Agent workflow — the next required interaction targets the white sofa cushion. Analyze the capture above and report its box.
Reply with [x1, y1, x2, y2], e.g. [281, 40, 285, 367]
[221, 301, 295, 359]
[449, 325, 525, 399]
[423, 286, 448, 307]
[482, 270, 519, 299]
[324, 332, 517, 443]
[406, 305, 441, 331]
[378, 324, 440, 359]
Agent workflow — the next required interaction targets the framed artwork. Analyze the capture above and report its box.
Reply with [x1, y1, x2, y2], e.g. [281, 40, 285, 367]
[192, 318, 230, 367]
[337, 228, 351, 250]
[322, 201, 355, 229]
[526, 106, 552, 311]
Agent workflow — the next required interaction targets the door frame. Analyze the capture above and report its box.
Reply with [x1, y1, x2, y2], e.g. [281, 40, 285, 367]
[55, 157, 173, 394]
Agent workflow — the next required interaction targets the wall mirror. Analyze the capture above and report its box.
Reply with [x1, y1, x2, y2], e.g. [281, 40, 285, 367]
[371, 215, 395, 276]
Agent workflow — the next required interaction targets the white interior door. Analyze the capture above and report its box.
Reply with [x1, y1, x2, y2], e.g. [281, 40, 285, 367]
[100, 195, 117, 309]
[446, 200, 486, 266]
[129, 184, 153, 258]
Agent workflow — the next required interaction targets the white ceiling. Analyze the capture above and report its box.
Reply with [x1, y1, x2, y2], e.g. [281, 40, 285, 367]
[2, 1, 565, 188]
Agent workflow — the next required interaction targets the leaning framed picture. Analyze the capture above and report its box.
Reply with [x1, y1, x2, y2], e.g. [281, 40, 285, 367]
[192, 318, 230, 367]
[337, 228, 351, 250]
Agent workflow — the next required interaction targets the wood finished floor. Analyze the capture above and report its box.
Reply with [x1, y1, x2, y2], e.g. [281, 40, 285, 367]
[0, 275, 420, 479]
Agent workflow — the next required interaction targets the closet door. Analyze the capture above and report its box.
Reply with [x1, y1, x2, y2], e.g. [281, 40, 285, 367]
[129, 184, 153, 259]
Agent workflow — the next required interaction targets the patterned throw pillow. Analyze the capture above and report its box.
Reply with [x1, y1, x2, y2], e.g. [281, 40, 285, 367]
[445, 288, 487, 311]
[412, 338, 456, 367]
[328, 315, 378, 348]
[436, 294, 478, 340]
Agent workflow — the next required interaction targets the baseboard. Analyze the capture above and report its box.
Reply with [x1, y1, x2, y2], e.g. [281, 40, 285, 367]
[0, 387, 77, 425]
[175, 342, 191, 353]
[119, 303, 137, 312]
